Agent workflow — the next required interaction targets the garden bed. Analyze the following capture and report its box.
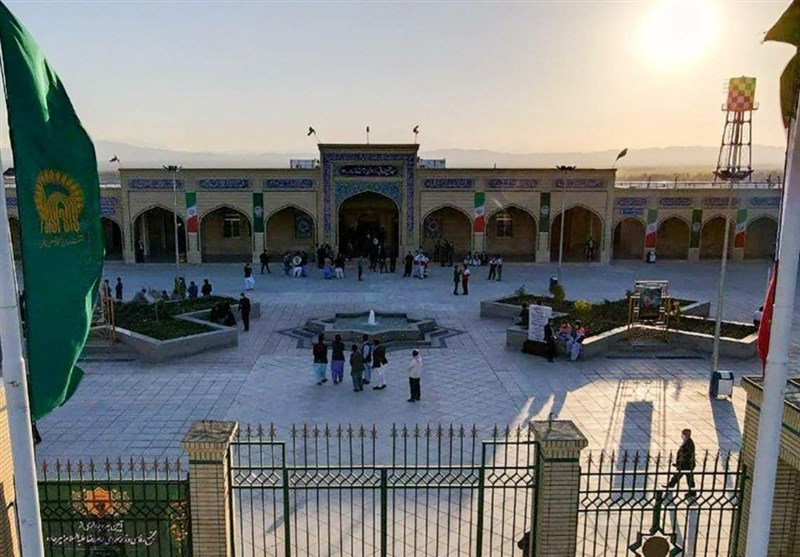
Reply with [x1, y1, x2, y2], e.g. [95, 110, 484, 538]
[114, 296, 236, 340]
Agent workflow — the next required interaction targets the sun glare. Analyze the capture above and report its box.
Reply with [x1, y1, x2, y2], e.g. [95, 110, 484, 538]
[640, 0, 717, 68]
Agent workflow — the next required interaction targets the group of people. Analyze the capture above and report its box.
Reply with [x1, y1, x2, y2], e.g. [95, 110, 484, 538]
[451, 264, 472, 295]
[312, 334, 424, 402]
[404, 250, 431, 279]
[432, 240, 457, 267]
[121, 276, 215, 304]
[553, 320, 586, 361]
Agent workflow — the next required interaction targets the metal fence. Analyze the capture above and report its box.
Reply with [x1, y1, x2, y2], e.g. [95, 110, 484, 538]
[228, 423, 538, 557]
[577, 450, 745, 557]
[38, 457, 191, 556]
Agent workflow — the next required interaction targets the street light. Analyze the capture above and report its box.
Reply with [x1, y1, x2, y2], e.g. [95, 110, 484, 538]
[710, 168, 751, 375]
[163, 165, 183, 281]
[555, 165, 576, 281]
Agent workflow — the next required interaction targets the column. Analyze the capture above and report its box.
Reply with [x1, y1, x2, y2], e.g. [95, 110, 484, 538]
[531, 420, 588, 557]
[472, 231, 485, 253]
[182, 420, 238, 557]
[600, 190, 614, 264]
[187, 232, 201, 264]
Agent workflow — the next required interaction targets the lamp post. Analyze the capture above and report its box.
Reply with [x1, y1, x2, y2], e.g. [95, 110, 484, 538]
[163, 165, 183, 281]
[555, 165, 576, 281]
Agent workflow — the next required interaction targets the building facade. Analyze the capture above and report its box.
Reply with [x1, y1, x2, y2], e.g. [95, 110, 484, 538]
[4, 143, 781, 264]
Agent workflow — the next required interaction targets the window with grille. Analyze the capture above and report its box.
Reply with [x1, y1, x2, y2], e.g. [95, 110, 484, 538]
[223, 213, 241, 238]
[496, 213, 513, 238]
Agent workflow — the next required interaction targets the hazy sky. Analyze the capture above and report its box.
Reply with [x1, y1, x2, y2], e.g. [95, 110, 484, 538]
[3, 0, 796, 154]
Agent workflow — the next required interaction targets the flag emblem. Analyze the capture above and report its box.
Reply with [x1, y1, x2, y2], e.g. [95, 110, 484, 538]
[474, 192, 486, 232]
[34, 169, 84, 237]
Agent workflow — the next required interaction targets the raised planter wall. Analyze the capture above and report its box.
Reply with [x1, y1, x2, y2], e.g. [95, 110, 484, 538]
[483, 297, 708, 320]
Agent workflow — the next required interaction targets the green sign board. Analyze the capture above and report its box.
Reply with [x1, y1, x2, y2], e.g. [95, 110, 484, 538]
[690, 209, 703, 248]
[253, 192, 264, 233]
[539, 192, 551, 230]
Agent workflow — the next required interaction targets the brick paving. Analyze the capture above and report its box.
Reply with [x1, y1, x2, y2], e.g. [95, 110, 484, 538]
[34, 260, 798, 466]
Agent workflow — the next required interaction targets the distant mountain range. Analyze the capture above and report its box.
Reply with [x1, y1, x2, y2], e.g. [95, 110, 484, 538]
[1, 141, 788, 176]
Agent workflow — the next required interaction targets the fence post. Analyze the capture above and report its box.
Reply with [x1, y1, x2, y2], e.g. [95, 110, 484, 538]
[530, 420, 588, 557]
[182, 420, 239, 557]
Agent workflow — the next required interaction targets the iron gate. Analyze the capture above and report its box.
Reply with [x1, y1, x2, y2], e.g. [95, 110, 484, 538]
[577, 450, 746, 557]
[228, 423, 538, 557]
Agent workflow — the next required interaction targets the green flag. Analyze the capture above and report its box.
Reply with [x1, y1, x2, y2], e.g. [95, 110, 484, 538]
[0, 2, 103, 418]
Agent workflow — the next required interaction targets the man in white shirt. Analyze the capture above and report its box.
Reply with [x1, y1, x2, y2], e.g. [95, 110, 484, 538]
[407, 350, 422, 402]
[753, 306, 764, 328]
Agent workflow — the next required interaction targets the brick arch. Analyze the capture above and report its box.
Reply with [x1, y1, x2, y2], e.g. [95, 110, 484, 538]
[101, 216, 124, 260]
[656, 216, 690, 260]
[700, 215, 733, 259]
[745, 215, 778, 259]
[199, 203, 253, 228]
[132, 205, 187, 263]
[486, 204, 539, 260]
[421, 204, 473, 256]
[550, 204, 603, 262]
[612, 217, 645, 260]
[266, 205, 317, 254]
[199, 205, 253, 263]
[486, 203, 537, 223]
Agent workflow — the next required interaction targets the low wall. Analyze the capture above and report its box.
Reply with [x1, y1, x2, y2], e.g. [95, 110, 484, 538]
[484, 297, 708, 320]
[680, 301, 711, 318]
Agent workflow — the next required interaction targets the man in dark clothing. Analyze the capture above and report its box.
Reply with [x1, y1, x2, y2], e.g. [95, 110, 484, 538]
[461, 266, 470, 296]
[357, 256, 364, 281]
[404, 252, 413, 277]
[260, 250, 271, 274]
[452, 265, 462, 295]
[331, 334, 346, 385]
[187, 281, 199, 299]
[350, 344, 364, 392]
[666, 428, 697, 496]
[371, 339, 388, 390]
[136, 239, 145, 263]
[201, 279, 213, 297]
[238, 293, 251, 332]
[312, 334, 328, 385]
[544, 319, 556, 362]
[114, 277, 123, 301]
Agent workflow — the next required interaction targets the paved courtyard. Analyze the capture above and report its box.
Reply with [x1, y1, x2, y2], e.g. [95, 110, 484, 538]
[34, 259, 798, 467]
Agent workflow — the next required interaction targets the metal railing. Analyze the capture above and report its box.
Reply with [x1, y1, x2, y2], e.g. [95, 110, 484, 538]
[38, 457, 191, 556]
[578, 450, 745, 557]
[228, 423, 538, 557]
[616, 181, 781, 190]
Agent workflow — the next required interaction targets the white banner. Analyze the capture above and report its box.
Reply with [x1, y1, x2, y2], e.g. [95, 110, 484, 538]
[527, 305, 552, 342]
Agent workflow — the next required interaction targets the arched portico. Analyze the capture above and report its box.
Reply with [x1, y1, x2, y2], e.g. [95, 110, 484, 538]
[612, 218, 645, 260]
[200, 206, 253, 263]
[486, 206, 537, 260]
[550, 206, 603, 262]
[266, 206, 316, 255]
[338, 192, 399, 258]
[133, 206, 187, 263]
[700, 216, 734, 259]
[656, 217, 690, 260]
[745, 216, 778, 259]
[421, 205, 472, 256]
[102, 217, 123, 260]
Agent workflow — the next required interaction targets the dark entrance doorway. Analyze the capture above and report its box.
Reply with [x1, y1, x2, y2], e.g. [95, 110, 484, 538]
[133, 207, 187, 263]
[338, 193, 399, 259]
[102, 217, 123, 260]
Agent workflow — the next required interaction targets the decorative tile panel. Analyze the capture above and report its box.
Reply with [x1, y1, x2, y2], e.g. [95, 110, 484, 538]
[263, 179, 315, 190]
[619, 208, 644, 216]
[658, 197, 692, 207]
[129, 179, 184, 191]
[100, 197, 117, 217]
[423, 178, 475, 189]
[553, 179, 604, 189]
[321, 152, 416, 239]
[197, 179, 251, 190]
[488, 178, 537, 189]
[614, 197, 647, 208]
[338, 165, 399, 177]
[6, 196, 16, 207]
[335, 183, 402, 208]
[748, 196, 780, 208]
[702, 197, 740, 208]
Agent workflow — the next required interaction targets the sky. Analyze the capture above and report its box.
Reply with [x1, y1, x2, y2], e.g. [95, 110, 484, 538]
[2, 0, 796, 154]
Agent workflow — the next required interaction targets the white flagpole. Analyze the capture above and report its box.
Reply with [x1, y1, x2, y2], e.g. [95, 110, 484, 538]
[0, 154, 45, 555]
[744, 99, 800, 557]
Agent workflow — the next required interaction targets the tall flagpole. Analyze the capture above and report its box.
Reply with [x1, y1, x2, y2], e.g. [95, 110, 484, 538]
[0, 154, 46, 556]
[744, 99, 800, 557]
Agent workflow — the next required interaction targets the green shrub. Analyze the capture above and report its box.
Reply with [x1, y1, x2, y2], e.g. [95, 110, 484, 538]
[549, 283, 565, 306]
[573, 300, 593, 323]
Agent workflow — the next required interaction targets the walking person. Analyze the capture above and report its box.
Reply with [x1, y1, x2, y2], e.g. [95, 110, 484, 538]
[238, 292, 251, 332]
[244, 262, 255, 291]
[357, 256, 364, 281]
[461, 265, 471, 296]
[753, 305, 764, 328]
[312, 334, 328, 385]
[544, 318, 556, 362]
[487, 257, 497, 280]
[452, 264, 462, 295]
[114, 277, 123, 301]
[665, 428, 697, 497]
[407, 349, 422, 402]
[371, 339, 388, 390]
[349, 344, 364, 392]
[260, 249, 271, 274]
[585, 237, 595, 262]
[404, 252, 413, 277]
[331, 334, 346, 385]
[496, 256, 504, 281]
[361, 334, 373, 385]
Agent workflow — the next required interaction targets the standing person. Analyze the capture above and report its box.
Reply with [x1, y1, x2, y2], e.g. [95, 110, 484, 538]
[753, 306, 764, 328]
[361, 334, 373, 385]
[244, 262, 255, 291]
[404, 252, 413, 278]
[452, 264, 462, 295]
[407, 349, 422, 402]
[201, 279, 213, 297]
[371, 339, 388, 390]
[496, 256, 504, 281]
[136, 238, 145, 263]
[187, 281, 199, 299]
[260, 250, 271, 274]
[349, 344, 364, 392]
[379, 245, 387, 273]
[487, 257, 497, 280]
[567, 320, 586, 361]
[312, 334, 328, 386]
[665, 429, 697, 497]
[544, 318, 556, 363]
[114, 277, 123, 301]
[331, 334, 346, 385]
[238, 293, 251, 332]
[461, 265, 471, 296]
[357, 256, 364, 281]
[585, 237, 595, 262]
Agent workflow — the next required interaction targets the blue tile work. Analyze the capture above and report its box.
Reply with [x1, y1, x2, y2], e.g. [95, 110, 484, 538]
[338, 165, 399, 177]
[488, 178, 537, 189]
[321, 152, 416, 239]
[553, 179, 604, 189]
[423, 178, 474, 189]
[263, 179, 315, 190]
[748, 196, 780, 208]
[702, 197, 740, 208]
[335, 182, 402, 209]
[129, 179, 184, 191]
[100, 197, 117, 217]
[614, 197, 647, 208]
[197, 179, 251, 190]
[659, 197, 693, 207]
